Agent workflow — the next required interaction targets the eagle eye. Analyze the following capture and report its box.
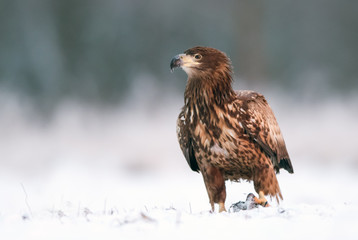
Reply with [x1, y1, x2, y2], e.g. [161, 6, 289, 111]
[194, 54, 202, 60]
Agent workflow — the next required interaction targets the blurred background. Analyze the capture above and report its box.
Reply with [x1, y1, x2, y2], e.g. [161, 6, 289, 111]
[1, 0, 358, 179]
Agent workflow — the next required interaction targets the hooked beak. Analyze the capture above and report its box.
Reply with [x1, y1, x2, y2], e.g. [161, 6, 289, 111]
[170, 54, 184, 72]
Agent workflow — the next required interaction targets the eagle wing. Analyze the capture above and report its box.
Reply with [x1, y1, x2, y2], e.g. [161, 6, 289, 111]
[235, 90, 293, 173]
[177, 110, 200, 172]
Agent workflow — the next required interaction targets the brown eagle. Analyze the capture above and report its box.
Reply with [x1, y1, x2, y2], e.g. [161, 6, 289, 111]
[170, 46, 293, 212]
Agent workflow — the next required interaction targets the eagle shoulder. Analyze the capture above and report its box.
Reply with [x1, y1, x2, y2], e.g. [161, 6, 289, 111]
[235, 90, 294, 174]
[177, 109, 199, 172]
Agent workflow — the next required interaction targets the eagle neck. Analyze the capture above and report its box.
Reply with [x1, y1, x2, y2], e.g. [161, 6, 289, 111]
[184, 74, 235, 124]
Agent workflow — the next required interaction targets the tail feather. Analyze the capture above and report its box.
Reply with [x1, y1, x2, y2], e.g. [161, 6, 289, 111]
[279, 158, 294, 173]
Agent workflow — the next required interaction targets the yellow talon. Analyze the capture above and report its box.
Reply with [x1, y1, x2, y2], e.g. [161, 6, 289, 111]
[253, 191, 270, 207]
[219, 202, 226, 212]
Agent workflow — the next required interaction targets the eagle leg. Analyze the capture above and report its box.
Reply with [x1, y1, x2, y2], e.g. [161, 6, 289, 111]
[202, 166, 227, 212]
[219, 202, 226, 213]
[253, 161, 283, 205]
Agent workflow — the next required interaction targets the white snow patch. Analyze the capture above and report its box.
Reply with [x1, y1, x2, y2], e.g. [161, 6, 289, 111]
[1, 163, 358, 240]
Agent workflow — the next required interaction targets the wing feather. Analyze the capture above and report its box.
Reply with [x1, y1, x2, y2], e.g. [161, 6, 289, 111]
[235, 90, 293, 173]
[177, 110, 199, 172]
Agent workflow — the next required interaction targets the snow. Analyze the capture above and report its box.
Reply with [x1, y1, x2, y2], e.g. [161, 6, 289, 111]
[1, 93, 358, 239]
[1, 164, 358, 240]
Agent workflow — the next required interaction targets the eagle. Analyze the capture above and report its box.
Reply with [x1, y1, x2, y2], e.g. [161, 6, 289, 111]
[170, 46, 293, 212]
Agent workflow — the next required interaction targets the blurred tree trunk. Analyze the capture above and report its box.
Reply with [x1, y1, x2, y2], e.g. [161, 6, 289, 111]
[234, 0, 267, 84]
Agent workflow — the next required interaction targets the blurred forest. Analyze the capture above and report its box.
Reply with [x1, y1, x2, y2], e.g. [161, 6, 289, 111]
[0, 0, 357, 111]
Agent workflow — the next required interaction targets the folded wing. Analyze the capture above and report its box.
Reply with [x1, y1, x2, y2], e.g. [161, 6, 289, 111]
[235, 91, 293, 174]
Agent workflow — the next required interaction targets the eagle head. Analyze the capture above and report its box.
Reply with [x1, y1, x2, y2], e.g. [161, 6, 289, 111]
[170, 46, 232, 78]
[170, 46, 235, 105]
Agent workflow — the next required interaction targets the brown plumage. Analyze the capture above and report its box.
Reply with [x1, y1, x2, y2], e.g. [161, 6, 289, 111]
[171, 46, 293, 212]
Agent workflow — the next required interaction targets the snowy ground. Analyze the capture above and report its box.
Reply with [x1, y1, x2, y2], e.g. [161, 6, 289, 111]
[1, 163, 358, 240]
[1, 92, 358, 239]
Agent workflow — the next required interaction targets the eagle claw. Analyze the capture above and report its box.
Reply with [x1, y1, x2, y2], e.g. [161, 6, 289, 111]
[229, 193, 269, 212]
